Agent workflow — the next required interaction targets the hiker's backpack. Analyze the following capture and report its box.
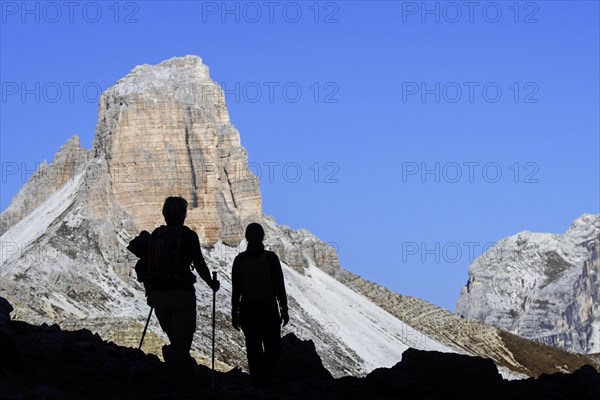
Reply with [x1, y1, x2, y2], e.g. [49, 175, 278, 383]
[127, 230, 150, 283]
[145, 225, 194, 291]
[239, 251, 275, 301]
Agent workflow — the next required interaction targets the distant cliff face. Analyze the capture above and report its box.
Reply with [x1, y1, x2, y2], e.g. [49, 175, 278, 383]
[93, 56, 262, 245]
[457, 214, 600, 354]
[0, 136, 90, 236]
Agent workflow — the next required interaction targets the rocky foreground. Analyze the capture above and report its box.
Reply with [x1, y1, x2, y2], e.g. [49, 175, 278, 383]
[1, 297, 599, 400]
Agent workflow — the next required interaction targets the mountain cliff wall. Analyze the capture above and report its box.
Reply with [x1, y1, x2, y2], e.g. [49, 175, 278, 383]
[457, 214, 599, 354]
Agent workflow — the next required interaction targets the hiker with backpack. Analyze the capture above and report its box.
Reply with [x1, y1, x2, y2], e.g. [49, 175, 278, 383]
[231, 223, 289, 389]
[128, 196, 220, 393]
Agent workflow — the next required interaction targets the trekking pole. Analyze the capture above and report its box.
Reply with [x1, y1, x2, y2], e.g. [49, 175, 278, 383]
[127, 306, 153, 388]
[211, 271, 217, 391]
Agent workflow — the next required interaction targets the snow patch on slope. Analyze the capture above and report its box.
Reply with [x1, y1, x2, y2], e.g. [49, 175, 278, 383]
[1, 172, 84, 271]
[284, 264, 455, 372]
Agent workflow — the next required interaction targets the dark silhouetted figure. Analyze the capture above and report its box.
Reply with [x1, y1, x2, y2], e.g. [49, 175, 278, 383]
[129, 196, 219, 394]
[231, 223, 289, 389]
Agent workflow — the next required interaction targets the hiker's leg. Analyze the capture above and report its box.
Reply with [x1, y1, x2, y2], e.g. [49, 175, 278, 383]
[263, 321, 281, 367]
[261, 301, 282, 386]
[240, 305, 264, 387]
[149, 291, 175, 339]
[148, 291, 179, 388]
[169, 290, 197, 390]
[243, 329, 263, 387]
[169, 290, 196, 353]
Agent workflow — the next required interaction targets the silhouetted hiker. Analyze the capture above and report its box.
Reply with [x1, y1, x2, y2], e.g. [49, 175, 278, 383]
[127, 196, 220, 393]
[231, 223, 289, 389]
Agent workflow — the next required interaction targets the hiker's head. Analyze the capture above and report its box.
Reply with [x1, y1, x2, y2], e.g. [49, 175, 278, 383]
[162, 196, 187, 225]
[245, 223, 264, 244]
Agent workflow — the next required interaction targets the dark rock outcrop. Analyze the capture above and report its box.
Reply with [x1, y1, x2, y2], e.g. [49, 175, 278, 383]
[368, 348, 503, 399]
[278, 333, 334, 382]
[0, 296, 14, 321]
[1, 296, 598, 400]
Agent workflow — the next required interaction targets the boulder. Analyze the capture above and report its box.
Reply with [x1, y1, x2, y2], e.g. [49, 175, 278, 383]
[0, 296, 14, 321]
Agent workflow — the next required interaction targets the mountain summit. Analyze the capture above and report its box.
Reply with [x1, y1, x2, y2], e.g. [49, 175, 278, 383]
[458, 214, 599, 354]
[92, 55, 262, 245]
[1, 56, 597, 379]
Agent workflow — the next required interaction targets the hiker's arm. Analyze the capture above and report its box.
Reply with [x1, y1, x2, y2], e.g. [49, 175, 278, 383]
[231, 257, 241, 314]
[270, 253, 288, 313]
[189, 232, 214, 287]
[231, 257, 241, 330]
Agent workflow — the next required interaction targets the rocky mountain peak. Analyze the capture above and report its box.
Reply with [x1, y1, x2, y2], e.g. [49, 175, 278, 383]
[101, 55, 212, 104]
[0, 134, 89, 236]
[90, 55, 261, 245]
[565, 213, 600, 245]
[457, 213, 600, 354]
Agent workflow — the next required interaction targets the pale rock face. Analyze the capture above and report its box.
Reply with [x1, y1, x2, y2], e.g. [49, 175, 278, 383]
[92, 55, 261, 245]
[0, 136, 90, 236]
[457, 214, 600, 354]
[1, 56, 597, 380]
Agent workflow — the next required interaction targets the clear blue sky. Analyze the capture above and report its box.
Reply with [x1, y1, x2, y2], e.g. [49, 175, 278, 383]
[1, 1, 599, 311]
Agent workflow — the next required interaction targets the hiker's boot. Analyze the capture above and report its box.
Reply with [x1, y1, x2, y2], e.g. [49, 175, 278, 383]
[162, 344, 174, 364]
[175, 357, 196, 395]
